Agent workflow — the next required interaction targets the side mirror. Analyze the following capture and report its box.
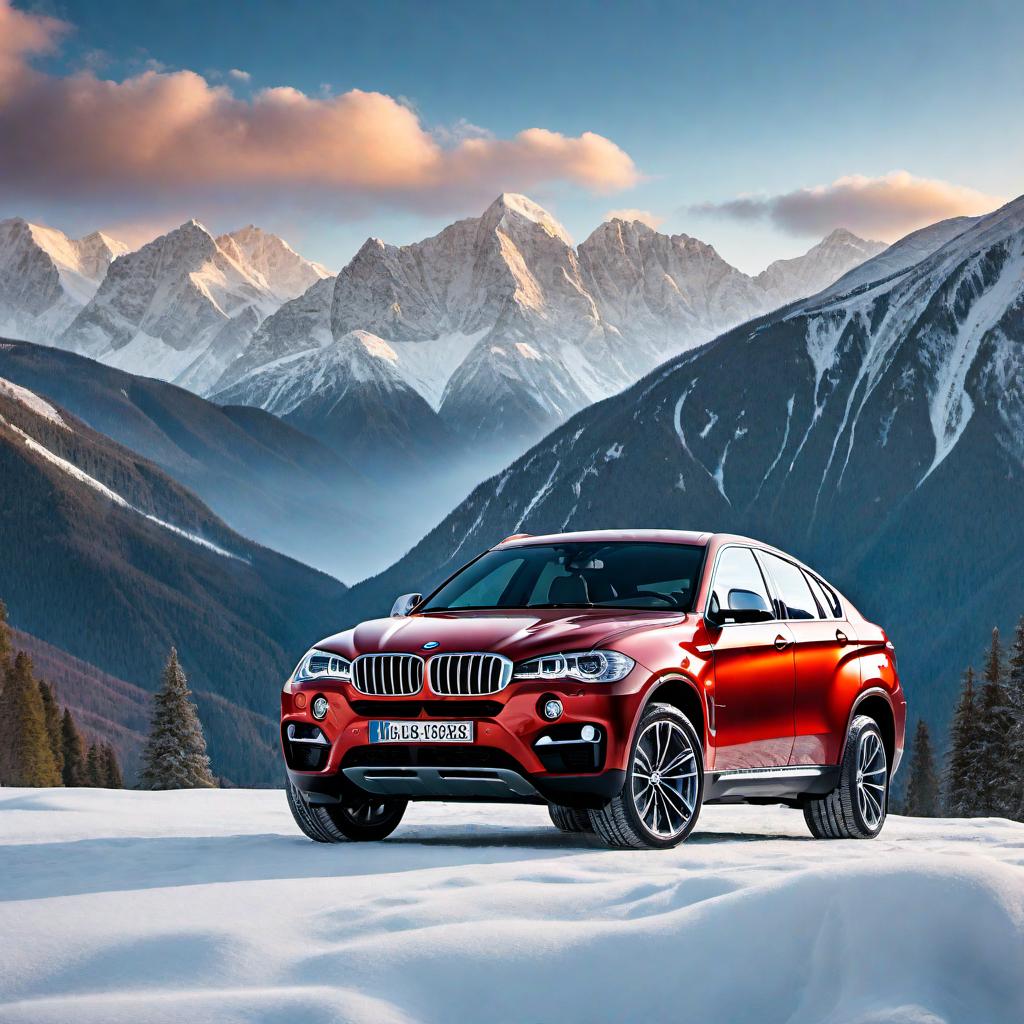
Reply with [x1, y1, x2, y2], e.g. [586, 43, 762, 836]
[390, 593, 422, 617]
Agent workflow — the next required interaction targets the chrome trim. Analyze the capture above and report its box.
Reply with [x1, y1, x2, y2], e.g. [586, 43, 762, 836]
[535, 732, 602, 747]
[286, 724, 330, 746]
[427, 652, 513, 696]
[351, 653, 424, 696]
[713, 765, 830, 780]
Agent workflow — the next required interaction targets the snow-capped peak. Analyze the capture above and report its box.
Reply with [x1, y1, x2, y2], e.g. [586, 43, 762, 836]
[482, 193, 574, 247]
[216, 225, 331, 302]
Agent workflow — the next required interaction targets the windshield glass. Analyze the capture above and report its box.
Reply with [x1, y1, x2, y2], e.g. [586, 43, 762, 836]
[421, 542, 705, 612]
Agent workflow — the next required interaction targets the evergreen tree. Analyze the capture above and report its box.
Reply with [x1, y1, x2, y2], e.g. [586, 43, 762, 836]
[1004, 615, 1024, 821]
[139, 648, 215, 790]
[60, 707, 87, 787]
[101, 743, 124, 789]
[0, 599, 10, 672]
[976, 627, 1013, 816]
[0, 652, 60, 786]
[945, 666, 980, 816]
[85, 743, 105, 787]
[37, 680, 64, 778]
[904, 719, 940, 816]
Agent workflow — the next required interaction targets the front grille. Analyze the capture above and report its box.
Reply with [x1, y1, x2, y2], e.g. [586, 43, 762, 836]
[349, 699, 503, 718]
[428, 653, 512, 695]
[352, 654, 423, 695]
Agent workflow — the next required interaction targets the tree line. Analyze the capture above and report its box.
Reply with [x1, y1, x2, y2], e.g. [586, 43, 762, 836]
[903, 617, 1024, 819]
[1, 600, 215, 790]
[0, 601, 123, 788]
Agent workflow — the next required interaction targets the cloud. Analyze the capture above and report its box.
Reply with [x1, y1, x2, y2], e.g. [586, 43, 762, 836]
[0, 1, 638, 214]
[604, 208, 664, 229]
[227, 68, 251, 82]
[691, 171, 1003, 241]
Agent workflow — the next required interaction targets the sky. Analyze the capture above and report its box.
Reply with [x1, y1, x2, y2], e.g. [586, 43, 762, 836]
[1, 0, 1021, 273]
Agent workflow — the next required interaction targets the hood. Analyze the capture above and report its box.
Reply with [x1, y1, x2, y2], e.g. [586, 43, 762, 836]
[316, 608, 687, 662]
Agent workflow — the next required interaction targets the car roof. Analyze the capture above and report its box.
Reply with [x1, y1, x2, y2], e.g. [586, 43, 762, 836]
[494, 529, 712, 548]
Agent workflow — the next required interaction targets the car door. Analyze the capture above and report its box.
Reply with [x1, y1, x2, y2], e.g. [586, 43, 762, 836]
[706, 545, 795, 769]
[757, 552, 859, 766]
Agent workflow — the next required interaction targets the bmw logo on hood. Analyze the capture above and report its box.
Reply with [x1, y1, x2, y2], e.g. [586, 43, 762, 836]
[422, 641, 440, 650]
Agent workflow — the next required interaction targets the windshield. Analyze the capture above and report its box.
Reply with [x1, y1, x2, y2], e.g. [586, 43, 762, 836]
[421, 542, 705, 612]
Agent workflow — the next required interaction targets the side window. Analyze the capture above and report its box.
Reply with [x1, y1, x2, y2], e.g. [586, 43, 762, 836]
[807, 572, 842, 618]
[761, 552, 819, 620]
[444, 557, 523, 609]
[708, 547, 773, 622]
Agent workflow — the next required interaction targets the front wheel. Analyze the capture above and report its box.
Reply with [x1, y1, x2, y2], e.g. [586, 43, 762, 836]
[588, 703, 704, 849]
[803, 715, 888, 839]
[548, 803, 594, 833]
[287, 779, 408, 842]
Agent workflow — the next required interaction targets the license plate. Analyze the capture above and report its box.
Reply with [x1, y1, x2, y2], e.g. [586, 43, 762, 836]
[369, 720, 474, 743]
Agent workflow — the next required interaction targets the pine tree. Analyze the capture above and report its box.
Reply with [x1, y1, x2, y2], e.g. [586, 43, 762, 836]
[0, 599, 10, 672]
[975, 627, 1013, 816]
[904, 719, 940, 816]
[60, 707, 87, 787]
[1004, 615, 1024, 821]
[37, 680, 64, 778]
[0, 652, 60, 786]
[945, 666, 981, 816]
[101, 743, 124, 789]
[139, 648, 215, 790]
[85, 743, 105, 787]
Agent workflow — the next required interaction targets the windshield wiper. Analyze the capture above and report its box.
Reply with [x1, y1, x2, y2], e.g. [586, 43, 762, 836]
[526, 602, 597, 609]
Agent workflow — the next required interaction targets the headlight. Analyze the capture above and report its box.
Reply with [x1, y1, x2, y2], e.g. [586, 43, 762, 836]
[513, 650, 634, 683]
[292, 648, 352, 683]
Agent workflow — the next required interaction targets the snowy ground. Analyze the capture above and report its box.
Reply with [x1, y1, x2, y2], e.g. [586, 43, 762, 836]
[1, 789, 1022, 1024]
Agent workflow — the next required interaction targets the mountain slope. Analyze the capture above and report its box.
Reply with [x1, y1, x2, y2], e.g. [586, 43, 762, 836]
[0, 218, 127, 341]
[0, 376, 349, 784]
[215, 225, 331, 301]
[340, 194, 1024, 731]
[215, 195, 885, 459]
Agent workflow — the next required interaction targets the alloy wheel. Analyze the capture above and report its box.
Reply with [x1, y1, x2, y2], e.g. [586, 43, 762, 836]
[856, 730, 887, 830]
[630, 719, 700, 839]
[341, 798, 396, 825]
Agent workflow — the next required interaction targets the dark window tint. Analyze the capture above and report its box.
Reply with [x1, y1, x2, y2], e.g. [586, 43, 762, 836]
[761, 552, 820, 620]
[806, 572, 842, 617]
[421, 542, 705, 612]
[708, 547, 773, 620]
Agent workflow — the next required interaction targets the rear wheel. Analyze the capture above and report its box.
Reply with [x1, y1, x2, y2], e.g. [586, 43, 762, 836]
[589, 703, 704, 849]
[804, 715, 888, 839]
[286, 779, 408, 842]
[548, 803, 594, 834]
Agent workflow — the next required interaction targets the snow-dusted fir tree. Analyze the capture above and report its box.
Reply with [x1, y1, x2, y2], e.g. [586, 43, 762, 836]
[139, 648, 215, 790]
[60, 707, 86, 786]
[1005, 615, 1024, 821]
[975, 628, 1012, 816]
[904, 719, 940, 817]
[945, 666, 980, 816]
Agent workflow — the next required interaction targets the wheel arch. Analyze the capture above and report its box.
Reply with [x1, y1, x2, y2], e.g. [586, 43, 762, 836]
[844, 688, 896, 770]
[641, 674, 707, 749]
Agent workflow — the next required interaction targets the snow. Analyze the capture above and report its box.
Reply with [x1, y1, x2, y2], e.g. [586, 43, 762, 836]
[1, 788, 1021, 1024]
[0, 376, 68, 428]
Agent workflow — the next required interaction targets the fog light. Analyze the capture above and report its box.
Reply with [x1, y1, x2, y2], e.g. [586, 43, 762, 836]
[543, 698, 563, 721]
[294, 693, 307, 709]
[581, 724, 598, 742]
[311, 695, 330, 721]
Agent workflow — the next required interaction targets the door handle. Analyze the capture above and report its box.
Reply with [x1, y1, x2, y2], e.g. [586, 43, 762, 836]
[774, 634, 791, 651]
[835, 629, 848, 645]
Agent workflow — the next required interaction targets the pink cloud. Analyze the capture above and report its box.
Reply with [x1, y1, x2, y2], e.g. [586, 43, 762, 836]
[692, 171, 1003, 241]
[0, 1, 638, 213]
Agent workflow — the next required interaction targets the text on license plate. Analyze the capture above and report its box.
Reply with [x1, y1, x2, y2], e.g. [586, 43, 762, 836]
[369, 720, 474, 743]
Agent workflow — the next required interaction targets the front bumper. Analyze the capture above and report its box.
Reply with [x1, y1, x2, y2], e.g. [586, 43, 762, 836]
[281, 671, 644, 809]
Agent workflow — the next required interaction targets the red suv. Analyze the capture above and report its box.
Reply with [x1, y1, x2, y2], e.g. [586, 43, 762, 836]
[282, 531, 905, 849]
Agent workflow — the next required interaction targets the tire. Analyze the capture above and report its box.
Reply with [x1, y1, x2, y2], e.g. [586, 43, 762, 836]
[548, 803, 594, 833]
[286, 778, 408, 842]
[803, 715, 888, 840]
[588, 702, 704, 849]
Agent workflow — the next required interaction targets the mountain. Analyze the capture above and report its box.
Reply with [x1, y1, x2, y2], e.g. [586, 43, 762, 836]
[0, 218, 127, 341]
[338, 198, 1024, 733]
[214, 194, 884, 460]
[215, 225, 331, 301]
[0, 339, 410, 582]
[0, 374, 350, 783]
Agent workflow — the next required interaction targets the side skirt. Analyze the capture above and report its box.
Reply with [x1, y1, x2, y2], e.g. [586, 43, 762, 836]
[704, 765, 839, 804]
